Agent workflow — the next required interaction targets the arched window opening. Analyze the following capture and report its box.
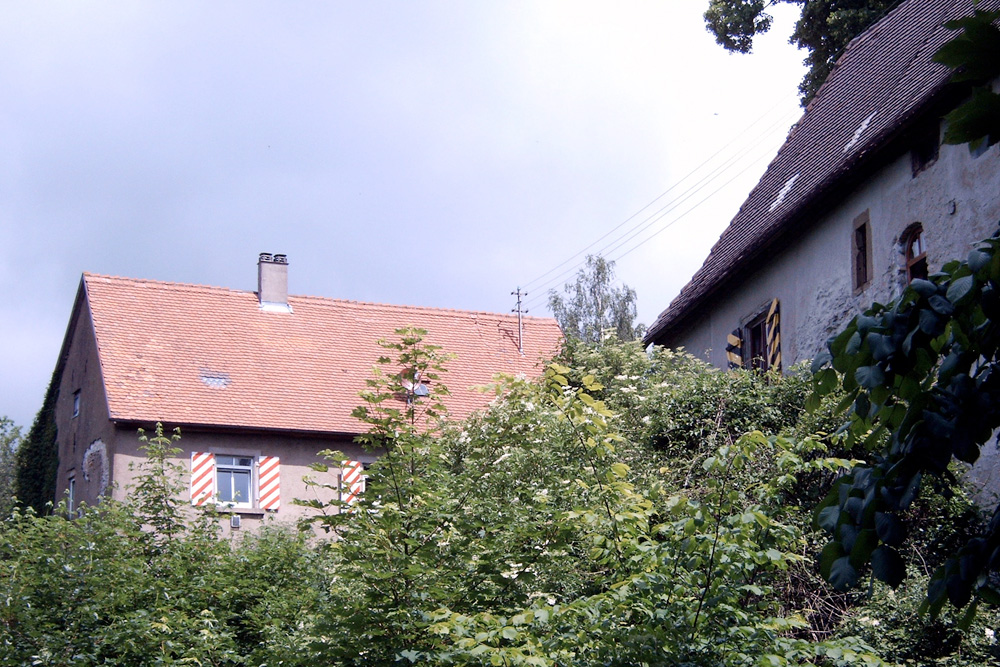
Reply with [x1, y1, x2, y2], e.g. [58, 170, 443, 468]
[904, 225, 928, 282]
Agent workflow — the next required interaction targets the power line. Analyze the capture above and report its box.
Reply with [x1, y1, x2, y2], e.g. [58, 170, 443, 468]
[523, 103, 800, 309]
[520, 94, 799, 294]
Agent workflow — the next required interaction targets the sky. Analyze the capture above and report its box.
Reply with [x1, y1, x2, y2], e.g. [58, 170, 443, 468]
[0, 1, 807, 429]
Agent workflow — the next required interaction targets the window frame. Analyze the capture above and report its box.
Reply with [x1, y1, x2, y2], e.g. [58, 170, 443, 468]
[67, 475, 76, 515]
[903, 224, 928, 283]
[214, 454, 256, 509]
[744, 311, 770, 371]
[852, 210, 872, 293]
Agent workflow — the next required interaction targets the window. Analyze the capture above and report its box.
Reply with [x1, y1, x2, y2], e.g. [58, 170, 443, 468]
[904, 225, 928, 282]
[741, 299, 782, 372]
[852, 211, 872, 292]
[191, 453, 281, 510]
[745, 312, 769, 371]
[911, 121, 940, 176]
[216, 455, 254, 506]
[67, 476, 76, 515]
[72, 391, 80, 418]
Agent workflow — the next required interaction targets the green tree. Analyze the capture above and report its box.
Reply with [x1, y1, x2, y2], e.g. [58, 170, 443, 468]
[0, 417, 22, 518]
[14, 364, 62, 513]
[704, 0, 899, 102]
[810, 232, 1000, 618]
[933, 6, 1000, 152]
[548, 255, 643, 343]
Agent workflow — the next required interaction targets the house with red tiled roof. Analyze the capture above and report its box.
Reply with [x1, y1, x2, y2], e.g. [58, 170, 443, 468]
[51, 254, 562, 531]
[644, 0, 1000, 375]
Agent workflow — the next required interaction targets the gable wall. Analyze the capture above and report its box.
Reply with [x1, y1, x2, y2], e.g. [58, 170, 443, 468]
[55, 297, 118, 509]
[666, 134, 1000, 370]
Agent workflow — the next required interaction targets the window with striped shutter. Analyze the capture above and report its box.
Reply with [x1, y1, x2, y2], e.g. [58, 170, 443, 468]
[190, 452, 280, 511]
[741, 298, 782, 372]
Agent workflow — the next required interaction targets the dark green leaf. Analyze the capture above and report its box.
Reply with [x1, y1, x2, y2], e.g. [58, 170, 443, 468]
[871, 546, 906, 587]
[849, 528, 879, 569]
[875, 512, 904, 546]
[946, 275, 976, 305]
[828, 556, 859, 591]
[855, 365, 884, 390]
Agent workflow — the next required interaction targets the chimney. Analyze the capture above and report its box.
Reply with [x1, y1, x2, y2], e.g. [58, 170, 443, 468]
[257, 253, 291, 312]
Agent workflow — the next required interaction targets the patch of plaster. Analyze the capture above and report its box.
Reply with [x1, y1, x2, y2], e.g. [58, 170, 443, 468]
[843, 112, 877, 153]
[82, 439, 109, 497]
[769, 174, 800, 212]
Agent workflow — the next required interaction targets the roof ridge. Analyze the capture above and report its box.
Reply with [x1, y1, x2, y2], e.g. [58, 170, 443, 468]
[82, 272, 557, 322]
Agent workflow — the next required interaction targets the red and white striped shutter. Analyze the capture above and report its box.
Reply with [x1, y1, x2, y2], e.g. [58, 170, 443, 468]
[341, 460, 365, 505]
[191, 452, 215, 506]
[258, 456, 280, 511]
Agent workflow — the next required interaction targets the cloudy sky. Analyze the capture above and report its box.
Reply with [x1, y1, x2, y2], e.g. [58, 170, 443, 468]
[0, 1, 806, 428]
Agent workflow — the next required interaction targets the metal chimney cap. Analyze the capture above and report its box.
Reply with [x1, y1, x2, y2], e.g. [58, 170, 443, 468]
[273, 254, 288, 264]
[259, 252, 273, 262]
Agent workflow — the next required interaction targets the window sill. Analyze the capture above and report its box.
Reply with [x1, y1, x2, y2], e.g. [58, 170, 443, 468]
[223, 507, 267, 517]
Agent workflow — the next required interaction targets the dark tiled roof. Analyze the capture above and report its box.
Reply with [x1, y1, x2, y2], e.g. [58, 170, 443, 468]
[644, 0, 993, 345]
[83, 274, 562, 433]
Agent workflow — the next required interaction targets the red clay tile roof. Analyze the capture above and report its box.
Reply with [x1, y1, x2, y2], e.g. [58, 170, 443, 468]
[644, 0, 997, 345]
[82, 274, 562, 433]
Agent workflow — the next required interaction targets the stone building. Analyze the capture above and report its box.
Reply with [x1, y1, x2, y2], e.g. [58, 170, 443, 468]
[644, 0, 1000, 373]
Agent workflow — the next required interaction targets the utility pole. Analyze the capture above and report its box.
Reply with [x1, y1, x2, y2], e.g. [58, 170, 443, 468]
[511, 287, 527, 355]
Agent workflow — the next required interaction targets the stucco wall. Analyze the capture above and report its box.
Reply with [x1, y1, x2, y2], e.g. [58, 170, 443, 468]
[110, 425, 374, 533]
[670, 137, 1000, 370]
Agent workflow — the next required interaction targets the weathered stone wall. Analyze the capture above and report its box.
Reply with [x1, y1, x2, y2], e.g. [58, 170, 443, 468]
[669, 136, 1000, 370]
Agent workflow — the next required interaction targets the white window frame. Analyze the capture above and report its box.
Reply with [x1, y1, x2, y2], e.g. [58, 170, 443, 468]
[214, 454, 255, 509]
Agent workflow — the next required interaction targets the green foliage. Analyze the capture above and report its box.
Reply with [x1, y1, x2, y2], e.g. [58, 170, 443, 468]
[556, 339, 809, 481]
[703, 0, 899, 103]
[0, 417, 21, 519]
[296, 332, 886, 665]
[811, 232, 1000, 617]
[0, 425, 325, 666]
[548, 255, 643, 343]
[14, 364, 62, 513]
[9, 329, 997, 663]
[933, 7, 1000, 152]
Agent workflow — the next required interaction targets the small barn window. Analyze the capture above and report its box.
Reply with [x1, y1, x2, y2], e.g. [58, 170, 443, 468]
[852, 210, 872, 292]
[911, 122, 940, 176]
[904, 225, 928, 282]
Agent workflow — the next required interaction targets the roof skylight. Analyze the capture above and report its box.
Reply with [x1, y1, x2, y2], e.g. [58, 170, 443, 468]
[200, 371, 231, 389]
